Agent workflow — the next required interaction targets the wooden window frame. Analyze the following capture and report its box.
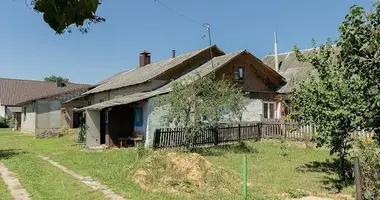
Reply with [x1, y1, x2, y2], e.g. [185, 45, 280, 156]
[234, 65, 245, 82]
[263, 101, 277, 119]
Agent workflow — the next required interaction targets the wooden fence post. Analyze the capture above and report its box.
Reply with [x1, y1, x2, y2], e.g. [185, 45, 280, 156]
[257, 123, 262, 141]
[153, 129, 161, 149]
[238, 124, 241, 142]
[354, 157, 362, 200]
[214, 127, 219, 146]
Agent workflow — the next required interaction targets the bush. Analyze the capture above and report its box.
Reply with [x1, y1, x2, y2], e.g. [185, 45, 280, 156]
[0, 117, 8, 128]
[59, 126, 78, 140]
[355, 139, 380, 200]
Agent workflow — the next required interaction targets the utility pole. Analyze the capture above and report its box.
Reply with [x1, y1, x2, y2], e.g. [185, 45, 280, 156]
[203, 23, 214, 68]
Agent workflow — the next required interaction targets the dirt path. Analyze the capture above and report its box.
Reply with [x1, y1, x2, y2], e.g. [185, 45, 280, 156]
[0, 162, 31, 200]
[39, 156, 125, 200]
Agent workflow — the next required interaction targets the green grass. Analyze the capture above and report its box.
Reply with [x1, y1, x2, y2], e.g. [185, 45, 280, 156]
[0, 177, 11, 200]
[0, 129, 354, 199]
[0, 130, 106, 200]
[197, 140, 355, 197]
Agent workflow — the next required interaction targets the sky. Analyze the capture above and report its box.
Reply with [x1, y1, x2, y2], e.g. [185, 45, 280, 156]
[0, 0, 373, 84]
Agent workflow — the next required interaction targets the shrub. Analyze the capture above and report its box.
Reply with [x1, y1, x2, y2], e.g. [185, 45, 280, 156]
[355, 139, 380, 199]
[0, 117, 8, 128]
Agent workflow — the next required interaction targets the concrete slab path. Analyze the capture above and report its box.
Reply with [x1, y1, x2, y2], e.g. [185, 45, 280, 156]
[39, 156, 125, 200]
[0, 162, 31, 200]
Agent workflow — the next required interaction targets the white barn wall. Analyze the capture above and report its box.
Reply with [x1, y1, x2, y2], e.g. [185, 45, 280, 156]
[0, 105, 5, 118]
[85, 110, 101, 147]
[21, 103, 36, 133]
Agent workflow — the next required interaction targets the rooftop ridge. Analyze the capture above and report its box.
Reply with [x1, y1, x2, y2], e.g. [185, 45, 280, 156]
[0, 77, 91, 86]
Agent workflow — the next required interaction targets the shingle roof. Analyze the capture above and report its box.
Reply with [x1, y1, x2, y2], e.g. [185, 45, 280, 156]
[84, 45, 222, 95]
[0, 78, 92, 106]
[263, 49, 317, 93]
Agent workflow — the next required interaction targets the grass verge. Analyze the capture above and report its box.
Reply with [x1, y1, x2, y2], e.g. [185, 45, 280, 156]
[0, 129, 354, 199]
[0, 177, 11, 200]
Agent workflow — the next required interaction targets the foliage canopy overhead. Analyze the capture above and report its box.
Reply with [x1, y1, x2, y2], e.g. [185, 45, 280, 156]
[32, 0, 105, 34]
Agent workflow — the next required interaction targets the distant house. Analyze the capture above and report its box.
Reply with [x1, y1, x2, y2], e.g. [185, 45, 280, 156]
[75, 45, 287, 148]
[262, 50, 316, 93]
[0, 78, 92, 134]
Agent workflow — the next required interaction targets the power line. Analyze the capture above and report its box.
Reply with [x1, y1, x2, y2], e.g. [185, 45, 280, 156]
[152, 0, 214, 67]
[153, 0, 203, 27]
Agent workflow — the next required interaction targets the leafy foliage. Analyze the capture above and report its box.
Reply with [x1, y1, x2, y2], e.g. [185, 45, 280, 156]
[290, 2, 380, 188]
[0, 116, 15, 128]
[31, 0, 105, 34]
[355, 139, 380, 200]
[158, 74, 245, 147]
[43, 75, 69, 83]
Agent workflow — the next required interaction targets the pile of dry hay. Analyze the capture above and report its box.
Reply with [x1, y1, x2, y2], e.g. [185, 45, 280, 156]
[133, 151, 241, 194]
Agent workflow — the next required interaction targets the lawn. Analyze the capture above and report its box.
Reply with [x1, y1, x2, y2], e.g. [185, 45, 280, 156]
[0, 176, 11, 200]
[0, 129, 354, 199]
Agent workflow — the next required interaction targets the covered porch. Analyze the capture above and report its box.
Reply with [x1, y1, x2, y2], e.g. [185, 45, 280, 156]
[83, 89, 170, 148]
[101, 103, 145, 147]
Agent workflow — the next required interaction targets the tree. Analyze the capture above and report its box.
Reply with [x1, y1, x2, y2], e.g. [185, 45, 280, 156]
[43, 75, 69, 83]
[31, 0, 105, 34]
[158, 74, 245, 148]
[290, 2, 380, 190]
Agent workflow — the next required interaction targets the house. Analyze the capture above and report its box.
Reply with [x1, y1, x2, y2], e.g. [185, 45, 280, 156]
[77, 45, 287, 148]
[0, 78, 92, 135]
[262, 49, 316, 94]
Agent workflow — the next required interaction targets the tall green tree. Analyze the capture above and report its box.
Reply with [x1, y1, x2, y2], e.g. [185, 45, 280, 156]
[158, 74, 245, 147]
[290, 2, 380, 189]
[31, 0, 104, 34]
[43, 75, 69, 83]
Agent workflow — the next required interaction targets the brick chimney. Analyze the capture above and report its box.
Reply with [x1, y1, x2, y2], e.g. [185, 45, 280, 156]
[139, 50, 151, 67]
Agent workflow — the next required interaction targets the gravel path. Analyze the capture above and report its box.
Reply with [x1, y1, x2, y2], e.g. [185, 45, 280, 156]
[39, 156, 125, 200]
[0, 162, 31, 200]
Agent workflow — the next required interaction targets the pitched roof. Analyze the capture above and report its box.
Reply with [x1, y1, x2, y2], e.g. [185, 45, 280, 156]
[84, 45, 223, 95]
[263, 49, 317, 93]
[161, 50, 286, 90]
[0, 78, 92, 106]
[84, 50, 287, 111]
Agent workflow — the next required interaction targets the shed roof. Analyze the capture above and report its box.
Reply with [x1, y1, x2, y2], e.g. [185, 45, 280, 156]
[262, 49, 317, 93]
[82, 88, 170, 111]
[0, 78, 92, 106]
[84, 45, 223, 95]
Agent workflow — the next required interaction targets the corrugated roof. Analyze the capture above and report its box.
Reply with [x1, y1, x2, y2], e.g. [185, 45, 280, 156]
[0, 78, 92, 106]
[84, 45, 221, 95]
[83, 88, 170, 111]
[263, 49, 317, 93]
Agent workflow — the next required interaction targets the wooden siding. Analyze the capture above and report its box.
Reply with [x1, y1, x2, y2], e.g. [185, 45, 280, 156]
[215, 53, 275, 92]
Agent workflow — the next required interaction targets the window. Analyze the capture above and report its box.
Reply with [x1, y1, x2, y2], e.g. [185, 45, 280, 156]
[263, 102, 276, 119]
[133, 107, 143, 127]
[234, 66, 245, 81]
